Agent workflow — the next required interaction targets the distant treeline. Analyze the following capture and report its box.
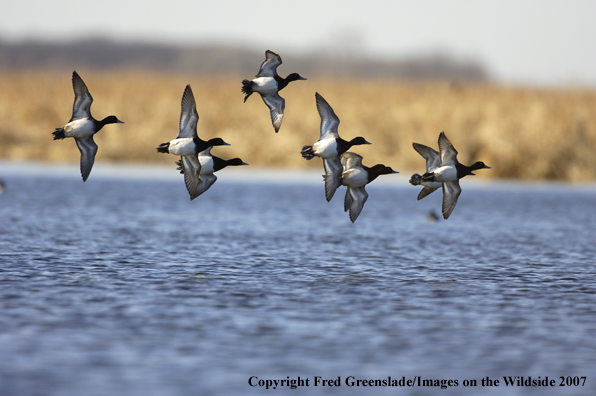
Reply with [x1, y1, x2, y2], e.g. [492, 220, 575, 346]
[0, 38, 489, 82]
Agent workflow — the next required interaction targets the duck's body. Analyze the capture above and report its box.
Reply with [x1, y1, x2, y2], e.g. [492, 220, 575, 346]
[175, 147, 248, 198]
[419, 132, 490, 219]
[340, 152, 398, 223]
[52, 71, 124, 181]
[301, 93, 371, 202]
[409, 143, 442, 200]
[157, 85, 230, 200]
[241, 50, 306, 133]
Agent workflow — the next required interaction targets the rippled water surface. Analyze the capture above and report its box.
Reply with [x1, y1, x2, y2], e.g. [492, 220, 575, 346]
[1, 163, 595, 396]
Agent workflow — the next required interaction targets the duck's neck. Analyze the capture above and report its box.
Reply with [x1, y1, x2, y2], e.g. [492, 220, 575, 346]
[95, 116, 120, 131]
[365, 165, 394, 183]
[456, 162, 484, 179]
[274, 75, 291, 91]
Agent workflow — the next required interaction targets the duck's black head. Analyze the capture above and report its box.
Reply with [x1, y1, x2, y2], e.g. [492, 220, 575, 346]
[213, 157, 248, 172]
[468, 161, 491, 175]
[367, 164, 398, 183]
[349, 137, 372, 147]
[100, 115, 124, 126]
[277, 73, 307, 91]
[286, 73, 307, 82]
[207, 137, 231, 147]
[226, 158, 248, 166]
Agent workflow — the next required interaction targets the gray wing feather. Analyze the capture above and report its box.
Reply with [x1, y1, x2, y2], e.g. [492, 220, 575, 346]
[195, 173, 218, 198]
[438, 132, 458, 166]
[180, 154, 202, 200]
[323, 156, 342, 202]
[442, 180, 461, 219]
[74, 136, 98, 182]
[71, 71, 93, 120]
[315, 93, 340, 140]
[347, 186, 368, 223]
[261, 93, 285, 132]
[340, 152, 363, 171]
[417, 186, 440, 200]
[256, 50, 282, 77]
[177, 85, 199, 139]
[413, 143, 441, 172]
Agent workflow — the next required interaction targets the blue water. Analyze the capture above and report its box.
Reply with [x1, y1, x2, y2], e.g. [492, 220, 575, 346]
[1, 162, 595, 396]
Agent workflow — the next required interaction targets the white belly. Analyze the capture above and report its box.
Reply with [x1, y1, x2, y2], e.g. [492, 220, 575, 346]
[252, 77, 278, 94]
[198, 155, 214, 174]
[168, 138, 196, 156]
[64, 118, 95, 138]
[342, 168, 368, 187]
[434, 165, 458, 182]
[312, 138, 338, 158]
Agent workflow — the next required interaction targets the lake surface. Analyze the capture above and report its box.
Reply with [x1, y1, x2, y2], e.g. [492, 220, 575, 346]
[1, 162, 595, 396]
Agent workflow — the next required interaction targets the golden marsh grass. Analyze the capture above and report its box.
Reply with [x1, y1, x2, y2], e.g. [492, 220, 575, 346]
[1, 70, 595, 180]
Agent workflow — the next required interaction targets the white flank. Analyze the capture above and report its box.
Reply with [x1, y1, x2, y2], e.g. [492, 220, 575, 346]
[167, 138, 196, 156]
[64, 118, 96, 138]
[433, 165, 458, 182]
[312, 138, 338, 158]
[198, 155, 215, 174]
[251, 77, 278, 94]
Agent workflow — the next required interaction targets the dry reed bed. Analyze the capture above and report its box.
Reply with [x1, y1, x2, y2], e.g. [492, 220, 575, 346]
[1, 71, 595, 180]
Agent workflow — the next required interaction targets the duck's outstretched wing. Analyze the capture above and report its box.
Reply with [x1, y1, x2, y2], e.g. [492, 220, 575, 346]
[413, 143, 440, 172]
[195, 174, 218, 198]
[74, 136, 98, 182]
[340, 152, 364, 171]
[315, 92, 340, 140]
[256, 50, 282, 77]
[345, 186, 368, 223]
[438, 132, 458, 166]
[177, 85, 199, 139]
[323, 156, 342, 202]
[261, 93, 285, 133]
[180, 154, 202, 200]
[442, 180, 461, 219]
[417, 185, 440, 201]
[71, 71, 93, 121]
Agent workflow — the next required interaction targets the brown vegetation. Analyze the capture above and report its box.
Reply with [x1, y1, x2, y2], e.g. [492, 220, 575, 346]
[1, 70, 595, 180]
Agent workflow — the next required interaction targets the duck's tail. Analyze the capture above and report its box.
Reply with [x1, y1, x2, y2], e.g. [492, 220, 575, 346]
[241, 79, 253, 102]
[421, 172, 435, 183]
[175, 160, 184, 174]
[52, 128, 65, 140]
[301, 145, 315, 160]
[156, 142, 170, 154]
[409, 173, 422, 186]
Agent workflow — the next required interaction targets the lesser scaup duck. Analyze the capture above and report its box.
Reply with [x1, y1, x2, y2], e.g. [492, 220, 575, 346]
[409, 142, 442, 200]
[420, 132, 491, 219]
[340, 152, 398, 223]
[175, 147, 248, 199]
[301, 93, 371, 201]
[52, 71, 124, 181]
[157, 85, 230, 200]
[241, 50, 306, 133]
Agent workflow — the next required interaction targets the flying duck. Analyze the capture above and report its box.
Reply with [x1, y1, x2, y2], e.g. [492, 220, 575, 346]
[241, 50, 306, 133]
[409, 143, 442, 200]
[301, 93, 371, 201]
[157, 85, 230, 200]
[420, 132, 491, 219]
[175, 147, 248, 198]
[52, 71, 124, 181]
[340, 152, 398, 223]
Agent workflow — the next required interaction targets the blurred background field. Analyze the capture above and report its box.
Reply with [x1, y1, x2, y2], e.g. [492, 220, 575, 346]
[2, 1, 596, 182]
[1, 68, 595, 181]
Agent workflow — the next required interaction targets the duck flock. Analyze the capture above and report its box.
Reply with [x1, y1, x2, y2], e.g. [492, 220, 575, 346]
[52, 50, 491, 222]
